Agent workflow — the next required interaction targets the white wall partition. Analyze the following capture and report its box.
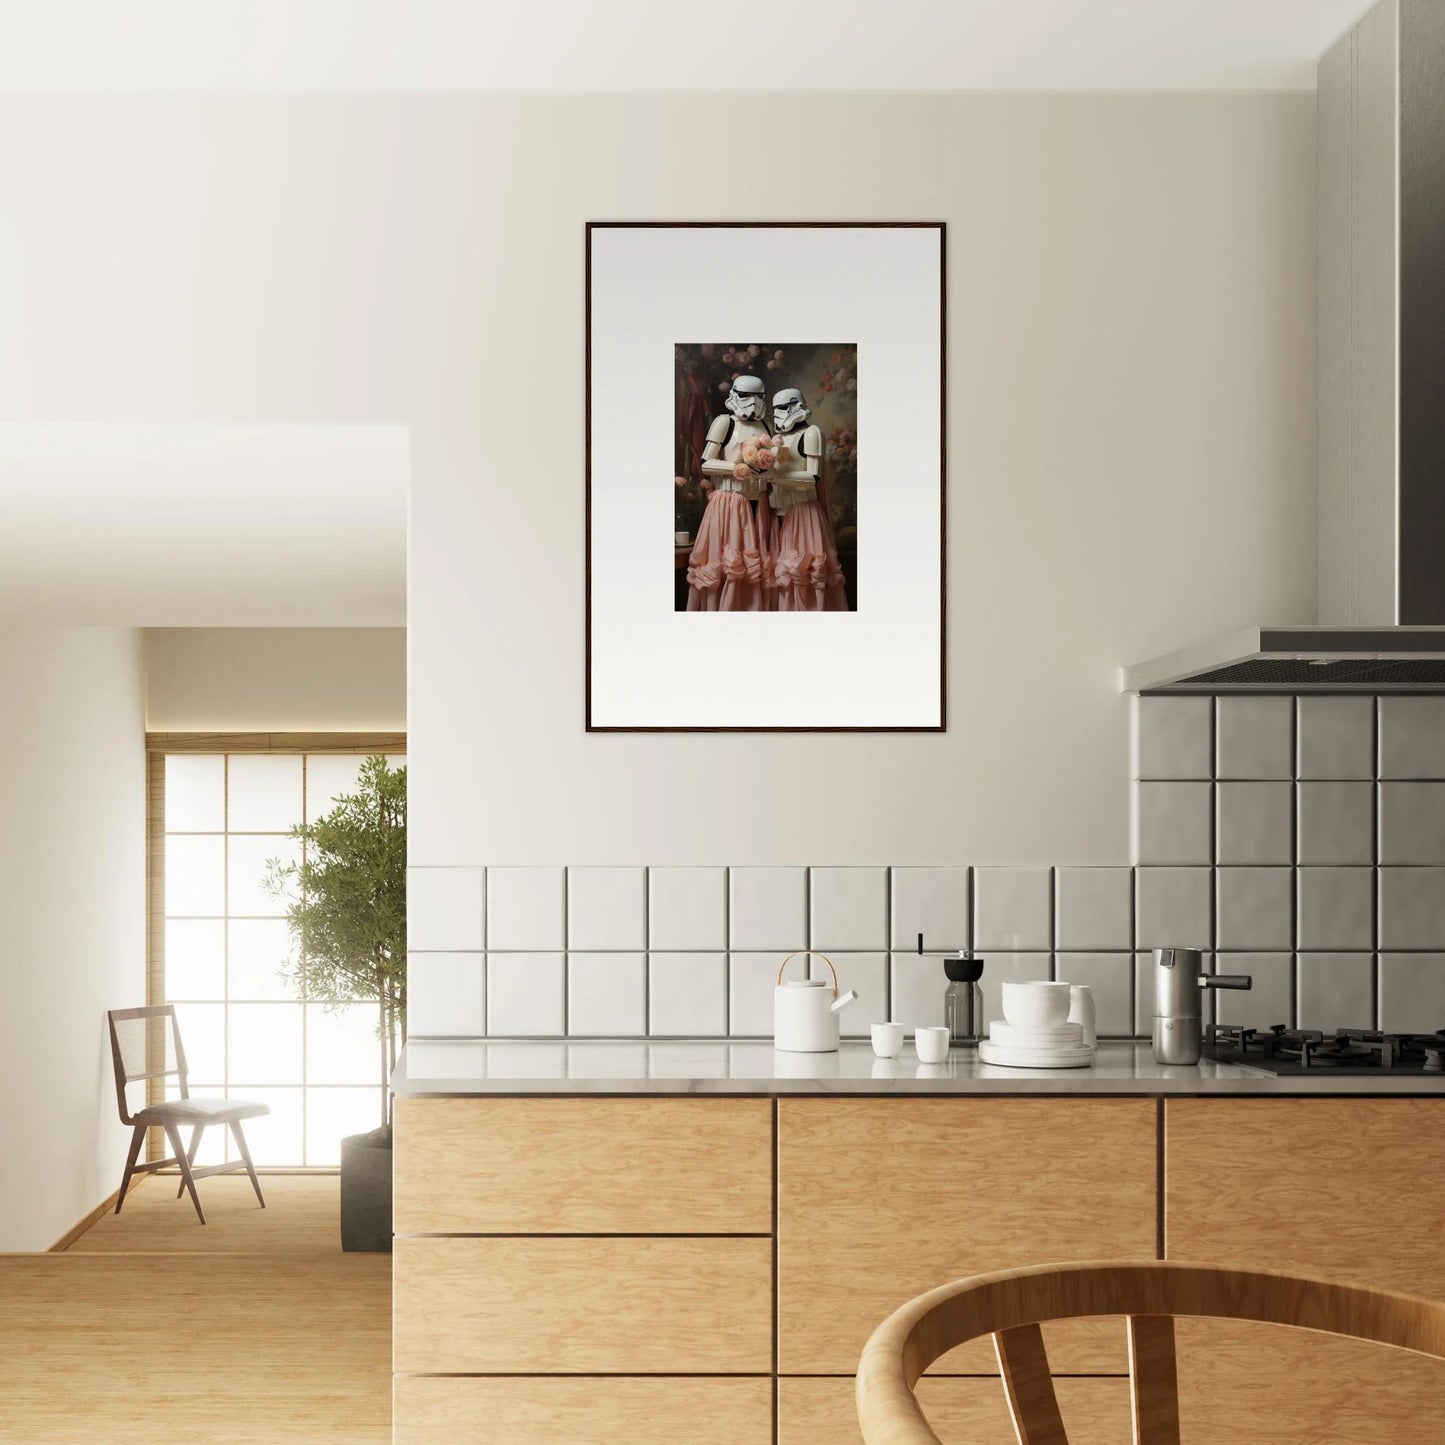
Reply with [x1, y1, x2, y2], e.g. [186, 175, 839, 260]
[0, 91, 1318, 866]
[0, 627, 145, 1251]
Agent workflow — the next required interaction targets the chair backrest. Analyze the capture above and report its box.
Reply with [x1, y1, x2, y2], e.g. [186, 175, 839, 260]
[855, 1260, 1445, 1445]
[107, 1005, 189, 1126]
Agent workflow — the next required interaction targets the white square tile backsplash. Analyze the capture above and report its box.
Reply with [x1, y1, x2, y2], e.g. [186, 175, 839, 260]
[1215, 783, 1293, 866]
[1297, 782, 1374, 865]
[973, 868, 1051, 950]
[407, 952, 485, 1036]
[1297, 695, 1375, 780]
[1134, 783, 1213, 865]
[1379, 953, 1445, 1032]
[402, 693, 1445, 1041]
[1378, 783, 1445, 865]
[406, 867, 484, 952]
[1297, 952, 1374, 1032]
[1378, 697, 1445, 779]
[486, 952, 564, 1036]
[809, 867, 888, 951]
[566, 952, 646, 1036]
[1055, 953, 1133, 1037]
[728, 867, 807, 952]
[648, 953, 726, 1036]
[1136, 868, 1212, 951]
[487, 867, 565, 951]
[1214, 952, 1293, 1028]
[1215, 868, 1293, 951]
[1378, 867, 1445, 950]
[567, 867, 646, 951]
[1054, 868, 1132, 951]
[1133, 695, 1212, 780]
[729, 952, 783, 1035]
[648, 867, 727, 951]
[889, 867, 969, 951]
[1216, 695, 1293, 779]
[1296, 868, 1374, 951]
[889, 952, 945, 1028]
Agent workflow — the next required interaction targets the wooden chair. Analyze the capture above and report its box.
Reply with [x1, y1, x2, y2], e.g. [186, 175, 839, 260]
[107, 1005, 270, 1225]
[855, 1260, 1445, 1444]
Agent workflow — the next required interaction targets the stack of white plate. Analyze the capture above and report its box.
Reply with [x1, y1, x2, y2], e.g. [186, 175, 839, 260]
[977, 981, 1096, 1069]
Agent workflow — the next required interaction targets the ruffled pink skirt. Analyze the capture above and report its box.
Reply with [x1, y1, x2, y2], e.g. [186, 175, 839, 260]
[773, 499, 848, 611]
[686, 490, 766, 612]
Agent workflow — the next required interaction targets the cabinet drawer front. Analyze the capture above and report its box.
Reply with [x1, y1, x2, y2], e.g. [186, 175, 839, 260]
[1165, 1099, 1445, 1292]
[394, 1097, 772, 1234]
[1177, 1320, 1445, 1441]
[777, 1098, 1157, 1374]
[395, 1377, 773, 1445]
[394, 1237, 773, 1374]
[779, 1376, 1131, 1445]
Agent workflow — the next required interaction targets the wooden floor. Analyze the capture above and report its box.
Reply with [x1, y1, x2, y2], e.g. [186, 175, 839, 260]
[0, 1174, 391, 1444]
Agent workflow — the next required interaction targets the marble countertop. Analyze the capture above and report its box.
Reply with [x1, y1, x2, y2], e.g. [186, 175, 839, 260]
[391, 1039, 1445, 1096]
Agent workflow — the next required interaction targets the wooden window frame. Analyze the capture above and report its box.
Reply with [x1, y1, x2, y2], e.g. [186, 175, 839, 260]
[145, 732, 406, 1164]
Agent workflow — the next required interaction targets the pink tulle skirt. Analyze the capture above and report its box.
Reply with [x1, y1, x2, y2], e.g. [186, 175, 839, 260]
[686, 490, 766, 612]
[773, 499, 848, 611]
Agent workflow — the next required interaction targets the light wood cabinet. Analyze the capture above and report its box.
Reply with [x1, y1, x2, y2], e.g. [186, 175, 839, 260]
[393, 1097, 772, 1234]
[1165, 1099, 1445, 1439]
[393, 1236, 773, 1374]
[778, 1375, 1132, 1445]
[394, 1092, 1445, 1444]
[394, 1377, 773, 1445]
[777, 1098, 1157, 1375]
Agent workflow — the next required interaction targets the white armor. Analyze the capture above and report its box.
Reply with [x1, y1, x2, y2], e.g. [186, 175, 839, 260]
[702, 375, 769, 498]
[768, 388, 823, 515]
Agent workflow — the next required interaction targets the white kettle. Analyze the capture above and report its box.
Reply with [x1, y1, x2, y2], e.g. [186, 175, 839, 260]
[774, 952, 859, 1053]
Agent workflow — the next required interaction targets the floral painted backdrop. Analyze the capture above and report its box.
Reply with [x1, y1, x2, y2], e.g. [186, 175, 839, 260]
[674, 342, 858, 609]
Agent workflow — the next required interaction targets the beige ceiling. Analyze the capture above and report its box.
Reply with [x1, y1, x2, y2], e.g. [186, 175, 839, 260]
[0, 425, 407, 626]
[0, 0, 1378, 92]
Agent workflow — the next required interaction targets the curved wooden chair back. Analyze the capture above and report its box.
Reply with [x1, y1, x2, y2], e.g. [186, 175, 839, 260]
[856, 1260, 1445, 1445]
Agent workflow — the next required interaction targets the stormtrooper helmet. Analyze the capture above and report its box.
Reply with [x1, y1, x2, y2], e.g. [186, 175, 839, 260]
[772, 388, 811, 432]
[724, 374, 767, 421]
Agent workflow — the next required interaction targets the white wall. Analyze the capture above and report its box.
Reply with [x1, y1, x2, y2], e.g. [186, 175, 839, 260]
[0, 627, 145, 1251]
[145, 627, 407, 731]
[0, 93, 1317, 867]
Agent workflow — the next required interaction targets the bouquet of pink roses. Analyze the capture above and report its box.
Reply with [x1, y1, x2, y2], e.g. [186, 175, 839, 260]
[732, 434, 792, 483]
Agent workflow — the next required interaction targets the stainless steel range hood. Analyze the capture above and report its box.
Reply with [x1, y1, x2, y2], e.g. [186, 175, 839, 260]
[1124, 0, 1445, 695]
[1123, 628, 1445, 694]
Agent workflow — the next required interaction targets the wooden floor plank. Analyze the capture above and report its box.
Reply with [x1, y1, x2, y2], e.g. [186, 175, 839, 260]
[3, 1174, 389, 1443]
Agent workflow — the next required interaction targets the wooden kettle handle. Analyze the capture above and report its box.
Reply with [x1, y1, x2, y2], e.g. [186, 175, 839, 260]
[777, 950, 839, 997]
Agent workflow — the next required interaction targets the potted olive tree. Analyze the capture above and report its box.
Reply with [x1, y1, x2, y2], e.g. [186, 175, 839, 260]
[265, 755, 406, 1252]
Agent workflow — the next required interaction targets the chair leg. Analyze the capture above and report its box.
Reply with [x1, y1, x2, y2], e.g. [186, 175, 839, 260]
[176, 1124, 204, 1199]
[230, 1119, 265, 1208]
[114, 1123, 147, 1215]
[164, 1122, 206, 1224]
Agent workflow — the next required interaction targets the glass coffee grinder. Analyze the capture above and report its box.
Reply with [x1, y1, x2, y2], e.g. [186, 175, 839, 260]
[916, 935, 985, 1047]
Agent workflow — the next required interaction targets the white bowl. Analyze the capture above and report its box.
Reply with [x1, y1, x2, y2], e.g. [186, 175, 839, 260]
[1000, 980, 1074, 1029]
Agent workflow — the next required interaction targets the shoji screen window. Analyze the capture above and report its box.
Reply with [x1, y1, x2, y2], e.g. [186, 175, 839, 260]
[161, 750, 401, 1167]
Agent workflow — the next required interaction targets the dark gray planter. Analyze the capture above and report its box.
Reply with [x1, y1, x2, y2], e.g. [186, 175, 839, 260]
[340, 1125, 393, 1253]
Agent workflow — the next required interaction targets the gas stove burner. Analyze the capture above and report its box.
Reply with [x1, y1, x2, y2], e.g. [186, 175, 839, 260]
[1204, 1024, 1445, 1076]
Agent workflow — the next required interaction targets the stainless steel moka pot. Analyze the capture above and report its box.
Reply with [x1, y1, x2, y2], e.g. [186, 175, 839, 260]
[1152, 947, 1252, 1065]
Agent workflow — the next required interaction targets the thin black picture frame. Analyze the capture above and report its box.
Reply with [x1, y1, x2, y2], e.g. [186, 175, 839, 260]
[585, 220, 947, 733]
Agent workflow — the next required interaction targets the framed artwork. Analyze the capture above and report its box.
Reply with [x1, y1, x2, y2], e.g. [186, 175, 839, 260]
[586, 222, 945, 731]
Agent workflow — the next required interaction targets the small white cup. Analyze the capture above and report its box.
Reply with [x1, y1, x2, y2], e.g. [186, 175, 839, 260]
[914, 1026, 951, 1064]
[674, 530, 691, 546]
[871, 1022, 905, 1058]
